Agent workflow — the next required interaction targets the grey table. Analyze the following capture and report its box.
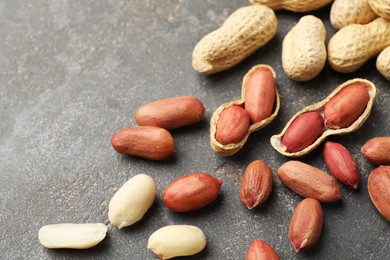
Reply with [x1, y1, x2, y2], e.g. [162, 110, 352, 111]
[0, 1, 389, 259]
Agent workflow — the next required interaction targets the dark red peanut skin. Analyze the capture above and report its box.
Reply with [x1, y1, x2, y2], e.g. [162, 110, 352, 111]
[323, 141, 360, 189]
[277, 161, 342, 202]
[135, 96, 205, 130]
[244, 67, 276, 124]
[362, 137, 390, 165]
[368, 166, 390, 222]
[240, 160, 273, 209]
[289, 198, 323, 253]
[281, 112, 325, 153]
[324, 83, 370, 129]
[111, 126, 174, 160]
[246, 239, 280, 260]
[162, 173, 222, 212]
[216, 105, 250, 145]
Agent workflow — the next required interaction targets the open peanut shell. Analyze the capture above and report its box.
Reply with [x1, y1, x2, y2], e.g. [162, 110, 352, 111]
[210, 64, 281, 156]
[271, 78, 376, 157]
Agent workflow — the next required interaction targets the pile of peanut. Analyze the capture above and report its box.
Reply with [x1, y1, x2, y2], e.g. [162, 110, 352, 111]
[38, 0, 390, 259]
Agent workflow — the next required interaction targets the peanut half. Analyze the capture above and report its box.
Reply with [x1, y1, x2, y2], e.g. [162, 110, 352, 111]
[277, 161, 342, 202]
[38, 223, 107, 249]
[362, 136, 390, 165]
[192, 5, 277, 74]
[250, 0, 334, 12]
[377, 46, 390, 80]
[240, 160, 273, 210]
[111, 126, 174, 160]
[246, 239, 280, 260]
[368, 0, 390, 20]
[330, 0, 377, 29]
[271, 78, 376, 157]
[210, 65, 280, 156]
[328, 17, 390, 73]
[108, 174, 156, 229]
[323, 141, 360, 189]
[289, 198, 323, 252]
[282, 15, 327, 81]
[135, 96, 205, 130]
[368, 165, 390, 222]
[162, 173, 222, 212]
[147, 225, 207, 259]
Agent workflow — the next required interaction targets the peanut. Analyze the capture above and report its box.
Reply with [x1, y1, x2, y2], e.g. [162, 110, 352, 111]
[288, 198, 323, 252]
[250, 0, 334, 12]
[377, 46, 390, 80]
[277, 161, 342, 202]
[108, 174, 156, 229]
[368, 0, 390, 19]
[282, 15, 327, 81]
[215, 105, 251, 145]
[330, 0, 377, 29]
[147, 225, 207, 259]
[240, 160, 273, 210]
[367, 165, 390, 222]
[38, 223, 107, 249]
[210, 65, 280, 156]
[162, 173, 222, 212]
[246, 239, 280, 260]
[328, 17, 390, 73]
[362, 136, 390, 165]
[244, 66, 276, 123]
[135, 96, 205, 130]
[192, 5, 277, 74]
[323, 141, 360, 189]
[271, 78, 376, 157]
[281, 112, 324, 153]
[324, 83, 370, 129]
[111, 126, 174, 160]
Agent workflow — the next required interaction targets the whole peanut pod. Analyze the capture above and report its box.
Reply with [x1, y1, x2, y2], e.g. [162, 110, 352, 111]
[368, 0, 390, 19]
[330, 0, 377, 29]
[377, 46, 390, 80]
[135, 96, 205, 130]
[282, 15, 327, 81]
[192, 5, 277, 74]
[250, 0, 334, 12]
[328, 17, 390, 73]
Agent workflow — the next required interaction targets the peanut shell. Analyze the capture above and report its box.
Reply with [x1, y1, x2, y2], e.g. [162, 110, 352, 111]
[368, 0, 390, 19]
[330, 0, 377, 29]
[377, 46, 390, 80]
[211, 65, 280, 156]
[271, 78, 376, 157]
[250, 0, 334, 12]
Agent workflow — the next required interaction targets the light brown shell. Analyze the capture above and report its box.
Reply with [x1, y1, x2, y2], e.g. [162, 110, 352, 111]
[368, 0, 390, 19]
[376, 46, 390, 80]
[328, 17, 390, 73]
[250, 0, 334, 12]
[192, 5, 277, 74]
[282, 15, 327, 81]
[271, 78, 376, 157]
[210, 65, 280, 156]
[330, 0, 378, 29]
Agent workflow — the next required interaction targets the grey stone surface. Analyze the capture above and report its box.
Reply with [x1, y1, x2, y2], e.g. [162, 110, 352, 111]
[0, 1, 389, 259]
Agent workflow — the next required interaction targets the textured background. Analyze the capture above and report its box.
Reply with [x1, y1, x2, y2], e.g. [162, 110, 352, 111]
[0, 0, 389, 259]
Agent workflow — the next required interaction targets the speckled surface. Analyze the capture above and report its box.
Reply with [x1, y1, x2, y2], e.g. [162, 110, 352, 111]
[0, 1, 389, 259]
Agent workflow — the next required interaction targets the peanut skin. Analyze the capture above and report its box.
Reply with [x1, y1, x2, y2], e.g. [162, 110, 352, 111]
[135, 96, 205, 130]
[244, 67, 276, 123]
[330, 0, 377, 29]
[368, 166, 390, 222]
[282, 15, 327, 81]
[328, 17, 390, 73]
[111, 126, 174, 160]
[246, 239, 280, 260]
[250, 0, 334, 12]
[324, 83, 370, 129]
[362, 136, 390, 165]
[192, 5, 277, 74]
